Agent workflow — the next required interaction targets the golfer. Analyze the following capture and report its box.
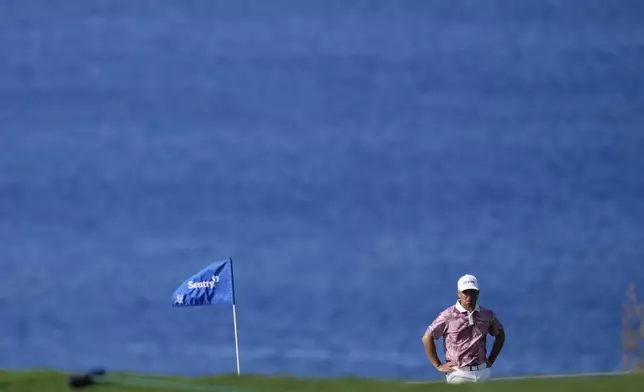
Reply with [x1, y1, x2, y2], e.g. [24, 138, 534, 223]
[421, 274, 505, 383]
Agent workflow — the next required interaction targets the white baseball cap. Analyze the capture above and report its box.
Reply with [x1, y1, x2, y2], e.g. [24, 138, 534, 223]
[457, 274, 479, 291]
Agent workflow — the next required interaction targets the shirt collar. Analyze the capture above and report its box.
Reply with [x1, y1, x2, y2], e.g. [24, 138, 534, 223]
[455, 301, 480, 313]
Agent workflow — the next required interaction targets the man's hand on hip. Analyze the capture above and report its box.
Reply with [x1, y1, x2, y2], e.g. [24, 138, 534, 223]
[436, 362, 457, 373]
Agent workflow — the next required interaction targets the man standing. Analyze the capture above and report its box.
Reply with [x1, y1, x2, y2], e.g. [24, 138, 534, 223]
[421, 274, 505, 383]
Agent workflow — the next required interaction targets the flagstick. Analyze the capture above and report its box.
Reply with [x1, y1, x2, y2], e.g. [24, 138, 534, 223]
[229, 257, 240, 376]
[232, 304, 240, 375]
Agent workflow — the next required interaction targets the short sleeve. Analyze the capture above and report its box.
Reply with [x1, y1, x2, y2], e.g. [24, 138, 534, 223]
[489, 311, 504, 336]
[425, 311, 448, 339]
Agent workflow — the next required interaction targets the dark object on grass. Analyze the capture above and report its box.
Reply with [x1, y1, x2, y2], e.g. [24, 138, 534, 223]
[68, 368, 250, 391]
[68, 368, 106, 389]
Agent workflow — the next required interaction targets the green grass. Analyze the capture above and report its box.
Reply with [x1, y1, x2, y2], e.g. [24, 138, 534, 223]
[1, 370, 643, 392]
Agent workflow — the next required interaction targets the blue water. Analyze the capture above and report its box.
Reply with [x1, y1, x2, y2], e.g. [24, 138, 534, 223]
[1, 0, 643, 381]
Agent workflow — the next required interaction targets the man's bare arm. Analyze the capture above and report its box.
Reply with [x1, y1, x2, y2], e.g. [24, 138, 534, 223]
[422, 333, 455, 373]
[422, 333, 442, 368]
[487, 329, 505, 366]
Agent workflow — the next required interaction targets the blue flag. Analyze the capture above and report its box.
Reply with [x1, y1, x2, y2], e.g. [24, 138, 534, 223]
[172, 258, 235, 307]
